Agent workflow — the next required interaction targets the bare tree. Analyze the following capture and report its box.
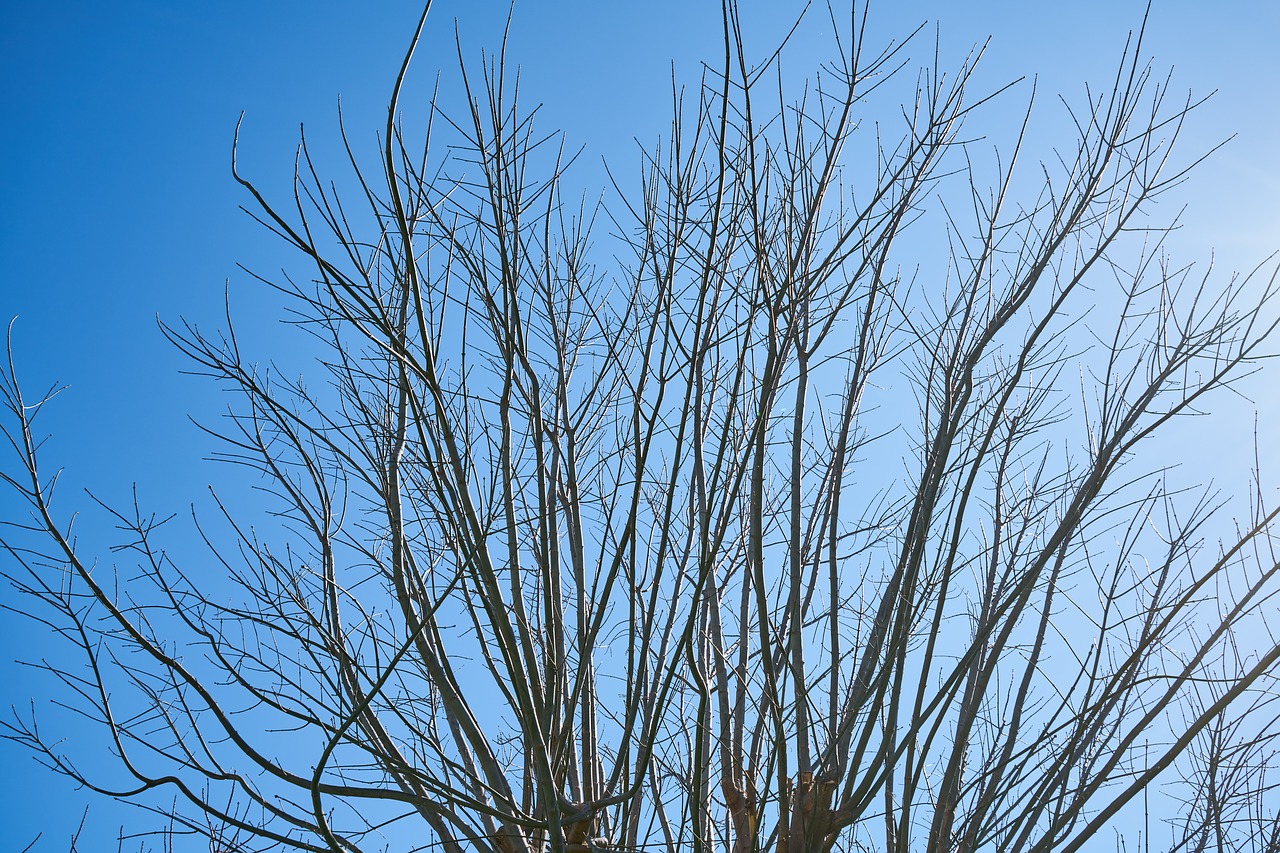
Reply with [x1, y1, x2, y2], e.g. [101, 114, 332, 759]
[4, 3, 1279, 852]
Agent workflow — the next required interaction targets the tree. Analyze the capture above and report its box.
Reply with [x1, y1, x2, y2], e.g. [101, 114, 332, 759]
[3, 2, 1279, 851]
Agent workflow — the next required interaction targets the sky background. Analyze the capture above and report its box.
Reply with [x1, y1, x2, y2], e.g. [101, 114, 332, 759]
[2, 1, 1278, 849]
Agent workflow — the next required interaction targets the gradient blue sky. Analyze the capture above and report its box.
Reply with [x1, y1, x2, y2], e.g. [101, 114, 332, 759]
[2, 1, 1277, 849]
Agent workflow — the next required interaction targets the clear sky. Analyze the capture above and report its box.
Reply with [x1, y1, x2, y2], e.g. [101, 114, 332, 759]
[2, 1, 1277, 849]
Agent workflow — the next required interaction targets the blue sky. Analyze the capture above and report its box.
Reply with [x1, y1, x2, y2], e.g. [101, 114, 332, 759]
[2, 1, 1277, 849]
